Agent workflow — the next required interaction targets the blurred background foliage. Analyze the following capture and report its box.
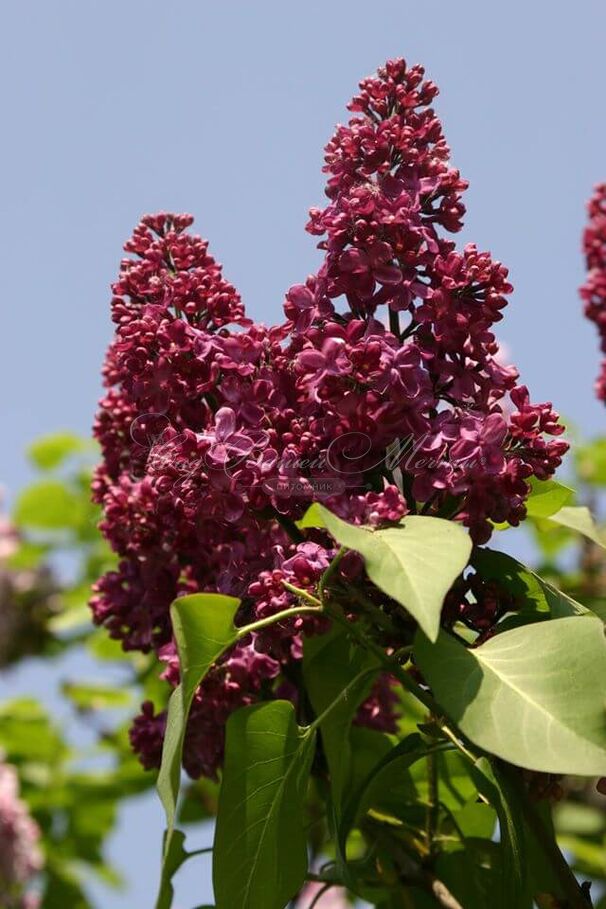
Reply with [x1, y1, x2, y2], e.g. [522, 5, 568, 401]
[0, 433, 169, 908]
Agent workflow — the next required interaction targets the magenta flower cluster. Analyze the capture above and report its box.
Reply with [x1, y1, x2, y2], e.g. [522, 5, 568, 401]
[92, 59, 567, 779]
[0, 762, 42, 909]
[581, 184, 606, 401]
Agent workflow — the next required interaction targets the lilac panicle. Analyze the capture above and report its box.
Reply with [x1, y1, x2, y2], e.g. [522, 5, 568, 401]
[93, 61, 567, 779]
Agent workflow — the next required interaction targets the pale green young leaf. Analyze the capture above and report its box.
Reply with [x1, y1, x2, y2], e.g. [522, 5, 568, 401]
[575, 438, 606, 486]
[544, 505, 606, 548]
[555, 801, 606, 837]
[296, 501, 325, 529]
[416, 617, 606, 775]
[0, 698, 68, 765]
[558, 835, 606, 879]
[525, 479, 573, 518]
[315, 505, 472, 642]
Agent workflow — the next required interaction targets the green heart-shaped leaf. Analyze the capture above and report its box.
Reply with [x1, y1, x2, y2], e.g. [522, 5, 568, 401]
[416, 617, 606, 775]
[315, 506, 472, 642]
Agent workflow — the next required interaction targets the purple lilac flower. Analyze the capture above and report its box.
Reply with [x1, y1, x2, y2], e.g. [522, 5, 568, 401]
[93, 60, 567, 779]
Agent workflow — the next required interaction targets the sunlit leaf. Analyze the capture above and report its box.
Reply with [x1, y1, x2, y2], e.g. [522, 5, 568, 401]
[525, 479, 573, 518]
[544, 505, 606, 549]
[0, 699, 68, 765]
[312, 505, 472, 642]
[416, 617, 606, 775]
[555, 802, 606, 837]
[451, 800, 497, 841]
[558, 834, 606, 878]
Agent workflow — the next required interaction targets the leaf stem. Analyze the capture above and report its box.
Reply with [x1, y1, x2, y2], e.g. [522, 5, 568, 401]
[185, 846, 213, 858]
[307, 667, 378, 734]
[282, 581, 322, 607]
[389, 307, 401, 340]
[237, 604, 323, 640]
[273, 509, 306, 542]
[319, 546, 347, 600]
[308, 883, 333, 909]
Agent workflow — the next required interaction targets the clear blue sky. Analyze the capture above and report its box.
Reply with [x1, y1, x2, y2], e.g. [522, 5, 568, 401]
[1, 2, 606, 906]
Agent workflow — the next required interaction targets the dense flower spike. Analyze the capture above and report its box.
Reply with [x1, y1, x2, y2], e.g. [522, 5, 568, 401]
[0, 762, 43, 909]
[93, 60, 567, 780]
[290, 58, 567, 542]
[581, 184, 606, 400]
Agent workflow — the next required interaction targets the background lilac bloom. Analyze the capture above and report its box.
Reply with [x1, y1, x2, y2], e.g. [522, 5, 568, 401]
[0, 762, 43, 908]
[299, 881, 350, 908]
